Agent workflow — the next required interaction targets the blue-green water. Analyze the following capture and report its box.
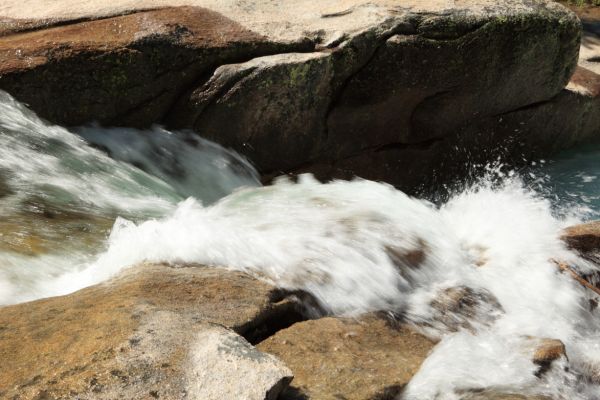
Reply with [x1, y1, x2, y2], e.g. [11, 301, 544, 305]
[537, 142, 600, 220]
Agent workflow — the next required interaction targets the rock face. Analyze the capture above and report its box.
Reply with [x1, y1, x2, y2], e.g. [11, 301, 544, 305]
[0, 0, 590, 191]
[0, 263, 298, 399]
[0, 6, 309, 128]
[437, 4, 600, 183]
[257, 315, 436, 400]
[563, 220, 600, 264]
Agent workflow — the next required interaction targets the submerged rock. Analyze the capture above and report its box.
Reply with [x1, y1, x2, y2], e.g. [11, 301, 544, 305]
[460, 391, 550, 400]
[0, 0, 587, 191]
[0, 263, 298, 399]
[428, 286, 504, 333]
[257, 314, 436, 400]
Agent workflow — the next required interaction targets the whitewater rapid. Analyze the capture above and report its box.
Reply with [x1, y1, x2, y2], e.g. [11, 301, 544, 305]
[1, 90, 600, 399]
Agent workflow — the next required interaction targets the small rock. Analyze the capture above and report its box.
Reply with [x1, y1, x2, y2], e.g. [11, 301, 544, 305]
[532, 338, 567, 366]
[428, 286, 504, 332]
[522, 337, 567, 377]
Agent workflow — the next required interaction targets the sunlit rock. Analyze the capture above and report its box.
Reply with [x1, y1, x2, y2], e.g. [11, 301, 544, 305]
[257, 314, 436, 400]
[0, 263, 299, 399]
[562, 220, 600, 264]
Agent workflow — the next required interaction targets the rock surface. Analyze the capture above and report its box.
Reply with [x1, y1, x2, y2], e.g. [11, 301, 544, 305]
[567, 4, 600, 74]
[532, 338, 567, 366]
[187, 325, 292, 400]
[427, 286, 504, 333]
[0, 263, 299, 399]
[257, 314, 436, 400]
[563, 220, 600, 264]
[460, 392, 550, 400]
[0, 0, 588, 191]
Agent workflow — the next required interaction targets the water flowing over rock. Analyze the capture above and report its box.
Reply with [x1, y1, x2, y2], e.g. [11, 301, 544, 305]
[460, 392, 550, 400]
[0, 0, 593, 191]
[0, 263, 298, 399]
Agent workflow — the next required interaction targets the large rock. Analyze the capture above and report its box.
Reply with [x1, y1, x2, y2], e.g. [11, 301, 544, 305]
[0, 0, 585, 190]
[0, 263, 299, 399]
[257, 314, 436, 400]
[0, 6, 309, 128]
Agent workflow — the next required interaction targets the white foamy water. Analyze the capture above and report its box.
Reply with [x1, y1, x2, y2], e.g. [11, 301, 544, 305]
[0, 91, 599, 399]
[20, 175, 600, 399]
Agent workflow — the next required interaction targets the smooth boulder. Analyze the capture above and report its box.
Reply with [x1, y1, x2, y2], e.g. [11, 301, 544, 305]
[0, 263, 298, 399]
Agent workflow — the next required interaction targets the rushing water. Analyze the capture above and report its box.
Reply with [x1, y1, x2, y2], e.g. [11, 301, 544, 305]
[0, 90, 599, 399]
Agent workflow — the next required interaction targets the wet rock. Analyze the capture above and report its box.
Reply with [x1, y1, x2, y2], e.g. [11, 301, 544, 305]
[428, 286, 504, 332]
[0, 0, 585, 191]
[257, 314, 436, 400]
[562, 220, 600, 264]
[460, 391, 550, 400]
[527, 337, 568, 377]
[532, 338, 567, 365]
[0, 263, 298, 399]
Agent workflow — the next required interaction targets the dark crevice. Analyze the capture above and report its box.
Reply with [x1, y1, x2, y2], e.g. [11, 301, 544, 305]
[234, 289, 327, 346]
[278, 386, 310, 400]
[240, 301, 307, 345]
[370, 384, 406, 400]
